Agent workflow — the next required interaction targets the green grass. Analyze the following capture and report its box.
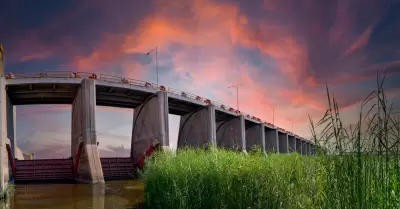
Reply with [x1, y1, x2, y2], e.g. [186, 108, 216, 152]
[142, 72, 400, 209]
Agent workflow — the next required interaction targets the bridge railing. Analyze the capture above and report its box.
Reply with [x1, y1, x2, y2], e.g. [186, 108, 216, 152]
[4, 71, 307, 139]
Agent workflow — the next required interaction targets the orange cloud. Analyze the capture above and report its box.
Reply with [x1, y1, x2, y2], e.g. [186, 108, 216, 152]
[69, 0, 332, 137]
[344, 24, 376, 56]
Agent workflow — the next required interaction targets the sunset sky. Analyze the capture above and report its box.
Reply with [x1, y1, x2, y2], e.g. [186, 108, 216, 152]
[1, 0, 400, 159]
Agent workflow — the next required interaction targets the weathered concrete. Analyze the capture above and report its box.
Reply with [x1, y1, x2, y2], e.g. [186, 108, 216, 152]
[295, 138, 302, 154]
[265, 128, 279, 152]
[278, 132, 288, 153]
[131, 91, 169, 162]
[15, 146, 24, 160]
[216, 115, 246, 151]
[288, 135, 296, 153]
[178, 105, 216, 148]
[0, 77, 12, 193]
[6, 93, 16, 158]
[245, 123, 265, 151]
[302, 141, 308, 155]
[71, 79, 104, 184]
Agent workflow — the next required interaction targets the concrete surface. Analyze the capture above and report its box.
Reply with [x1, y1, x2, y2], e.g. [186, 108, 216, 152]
[178, 105, 216, 148]
[216, 115, 246, 151]
[131, 91, 169, 163]
[245, 124, 265, 151]
[0, 77, 9, 193]
[265, 128, 279, 152]
[278, 132, 288, 153]
[295, 138, 302, 154]
[288, 135, 296, 153]
[71, 79, 104, 184]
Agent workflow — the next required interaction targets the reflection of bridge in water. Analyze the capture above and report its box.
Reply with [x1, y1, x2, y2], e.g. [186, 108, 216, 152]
[0, 64, 317, 192]
[2, 180, 144, 209]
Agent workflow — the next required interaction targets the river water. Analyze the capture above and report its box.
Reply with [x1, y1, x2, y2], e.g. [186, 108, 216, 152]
[0, 180, 145, 209]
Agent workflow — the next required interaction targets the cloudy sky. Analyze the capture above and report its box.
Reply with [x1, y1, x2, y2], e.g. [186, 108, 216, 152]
[1, 0, 400, 158]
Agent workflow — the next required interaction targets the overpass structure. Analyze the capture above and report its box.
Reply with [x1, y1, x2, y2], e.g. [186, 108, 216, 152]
[0, 64, 317, 193]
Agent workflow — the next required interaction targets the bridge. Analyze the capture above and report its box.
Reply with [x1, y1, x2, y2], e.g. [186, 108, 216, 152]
[0, 51, 316, 193]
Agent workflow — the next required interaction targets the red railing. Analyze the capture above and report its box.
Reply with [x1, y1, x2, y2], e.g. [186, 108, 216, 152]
[4, 71, 306, 139]
[73, 142, 84, 178]
[6, 144, 16, 179]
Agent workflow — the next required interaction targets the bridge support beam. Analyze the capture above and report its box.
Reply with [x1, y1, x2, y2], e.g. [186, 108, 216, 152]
[265, 128, 279, 152]
[245, 123, 265, 152]
[177, 105, 216, 148]
[216, 115, 246, 151]
[131, 91, 169, 162]
[278, 132, 288, 153]
[288, 135, 296, 153]
[71, 79, 104, 184]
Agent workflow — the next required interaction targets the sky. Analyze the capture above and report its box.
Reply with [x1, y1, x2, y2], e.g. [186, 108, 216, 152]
[1, 0, 400, 159]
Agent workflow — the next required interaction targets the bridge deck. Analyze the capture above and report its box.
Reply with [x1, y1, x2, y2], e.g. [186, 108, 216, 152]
[3, 71, 311, 143]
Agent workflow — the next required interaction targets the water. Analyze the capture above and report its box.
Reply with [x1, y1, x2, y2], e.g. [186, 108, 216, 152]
[0, 180, 145, 209]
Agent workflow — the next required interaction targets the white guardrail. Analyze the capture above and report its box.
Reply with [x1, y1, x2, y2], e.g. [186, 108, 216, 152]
[4, 71, 309, 142]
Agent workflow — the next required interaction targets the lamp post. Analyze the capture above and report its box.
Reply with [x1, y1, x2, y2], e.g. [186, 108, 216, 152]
[146, 47, 159, 86]
[228, 85, 239, 111]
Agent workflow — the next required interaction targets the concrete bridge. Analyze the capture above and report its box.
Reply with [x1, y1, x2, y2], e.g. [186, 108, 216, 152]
[0, 47, 317, 193]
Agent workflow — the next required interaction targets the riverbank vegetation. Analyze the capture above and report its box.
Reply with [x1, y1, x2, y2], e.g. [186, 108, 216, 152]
[142, 73, 400, 209]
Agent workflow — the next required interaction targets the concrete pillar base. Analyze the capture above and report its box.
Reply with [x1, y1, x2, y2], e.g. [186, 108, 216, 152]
[216, 115, 246, 151]
[245, 124, 265, 151]
[72, 79, 104, 184]
[178, 105, 216, 148]
[265, 128, 279, 152]
[278, 132, 289, 153]
[131, 91, 169, 163]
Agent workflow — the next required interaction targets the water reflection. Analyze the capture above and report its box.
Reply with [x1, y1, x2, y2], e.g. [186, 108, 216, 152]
[1, 180, 144, 209]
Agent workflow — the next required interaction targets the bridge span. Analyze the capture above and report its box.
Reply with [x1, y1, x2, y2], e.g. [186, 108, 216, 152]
[0, 70, 317, 191]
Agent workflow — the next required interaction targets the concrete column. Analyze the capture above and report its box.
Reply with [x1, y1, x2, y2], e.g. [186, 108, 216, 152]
[245, 123, 265, 151]
[6, 94, 16, 158]
[131, 91, 169, 162]
[71, 79, 104, 184]
[295, 138, 302, 154]
[265, 128, 279, 152]
[303, 141, 308, 155]
[178, 105, 216, 148]
[278, 132, 288, 153]
[216, 115, 246, 151]
[0, 77, 7, 194]
[0, 77, 14, 194]
[288, 135, 296, 153]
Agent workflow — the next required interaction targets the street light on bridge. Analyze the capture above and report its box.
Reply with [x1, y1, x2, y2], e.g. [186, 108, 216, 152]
[146, 47, 159, 86]
[228, 85, 239, 111]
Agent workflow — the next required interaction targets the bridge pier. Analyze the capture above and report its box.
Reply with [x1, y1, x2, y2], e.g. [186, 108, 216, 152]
[265, 128, 279, 153]
[216, 115, 246, 151]
[131, 91, 169, 163]
[245, 123, 265, 152]
[295, 137, 302, 154]
[278, 132, 288, 153]
[177, 105, 216, 148]
[71, 79, 104, 184]
[0, 77, 12, 193]
[288, 135, 296, 153]
[302, 141, 307, 155]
